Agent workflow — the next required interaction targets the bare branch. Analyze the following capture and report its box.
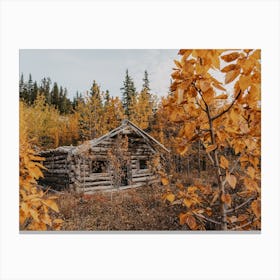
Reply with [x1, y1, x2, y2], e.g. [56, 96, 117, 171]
[225, 195, 257, 214]
[195, 98, 207, 112]
[231, 217, 259, 230]
[206, 152, 215, 165]
[193, 212, 221, 225]
[222, 153, 243, 186]
[211, 90, 242, 121]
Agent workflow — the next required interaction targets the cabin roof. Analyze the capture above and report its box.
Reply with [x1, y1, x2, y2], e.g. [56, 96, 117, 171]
[40, 120, 169, 156]
[73, 119, 169, 155]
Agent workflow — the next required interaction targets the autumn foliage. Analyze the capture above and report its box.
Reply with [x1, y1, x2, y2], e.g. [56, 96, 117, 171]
[19, 101, 63, 230]
[161, 49, 261, 230]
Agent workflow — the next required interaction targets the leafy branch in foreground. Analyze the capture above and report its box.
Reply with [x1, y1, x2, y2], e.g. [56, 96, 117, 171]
[162, 49, 261, 230]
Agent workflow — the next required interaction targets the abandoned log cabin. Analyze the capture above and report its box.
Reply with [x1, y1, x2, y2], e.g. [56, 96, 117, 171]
[39, 120, 169, 193]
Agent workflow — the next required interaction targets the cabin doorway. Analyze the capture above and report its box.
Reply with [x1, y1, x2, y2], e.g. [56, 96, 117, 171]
[120, 165, 128, 186]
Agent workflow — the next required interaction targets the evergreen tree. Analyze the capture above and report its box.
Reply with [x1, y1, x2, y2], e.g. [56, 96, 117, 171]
[142, 70, 150, 93]
[90, 80, 101, 99]
[104, 90, 110, 106]
[51, 82, 59, 109]
[73, 91, 83, 110]
[19, 73, 28, 101]
[40, 77, 52, 104]
[31, 81, 38, 104]
[121, 69, 136, 117]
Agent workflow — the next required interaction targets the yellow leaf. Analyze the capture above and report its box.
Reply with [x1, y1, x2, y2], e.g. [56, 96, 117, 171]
[239, 75, 251, 91]
[42, 199, 59, 213]
[210, 190, 219, 206]
[165, 193, 175, 203]
[226, 172, 237, 189]
[178, 145, 188, 156]
[225, 69, 240, 84]
[221, 52, 240, 62]
[247, 166, 255, 179]
[183, 198, 192, 208]
[29, 208, 40, 222]
[251, 199, 261, 218]
[177, 88, 184, 104]
[161, 177, 169, 186]
[21, 202, 30, 215]
[200, 80, 211, 92]
[220, 156, 229, 169]
[53, 218, 64, 224]
[230, 109, 240, 123]
[221, 193, 232, 206]
[240, 123, 249, 134]
[206, 144, 217, 153]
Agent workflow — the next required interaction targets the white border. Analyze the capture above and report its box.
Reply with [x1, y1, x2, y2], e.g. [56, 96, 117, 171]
[1, 1, 279, 280]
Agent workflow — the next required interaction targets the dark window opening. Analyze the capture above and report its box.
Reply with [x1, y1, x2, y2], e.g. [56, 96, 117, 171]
[121, 165, 128, 186]
[92, 160, 107, 173]
[139, 159, 148, 170]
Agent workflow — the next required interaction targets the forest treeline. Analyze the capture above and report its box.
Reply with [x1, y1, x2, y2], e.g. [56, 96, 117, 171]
[20, 70, 164, 150]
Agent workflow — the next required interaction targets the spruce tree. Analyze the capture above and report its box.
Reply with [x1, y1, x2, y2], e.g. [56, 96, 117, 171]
[19, 73, 28, 101]
[121, 69, 136, 117]
[31, 81, 38, 104]
[40, 77, 52, 104]
[51, 82, 59, 109]
[142, 70, 150, 93]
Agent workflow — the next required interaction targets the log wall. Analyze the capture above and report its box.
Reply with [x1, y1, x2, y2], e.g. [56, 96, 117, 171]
[40, 133, 160, 193]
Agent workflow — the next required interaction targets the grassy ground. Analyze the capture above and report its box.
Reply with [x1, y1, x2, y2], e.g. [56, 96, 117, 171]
[53, 184, 188, 231]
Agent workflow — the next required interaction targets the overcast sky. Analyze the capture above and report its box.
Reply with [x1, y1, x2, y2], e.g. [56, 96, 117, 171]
[19, 49, 180, 100]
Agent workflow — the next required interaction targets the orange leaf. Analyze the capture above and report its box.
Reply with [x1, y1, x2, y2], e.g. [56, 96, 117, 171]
[215, 94, 228, 99]
[174, 59, 182, 68]
[200, 80, 211, 92]
[221, 193, 232, 206]
[213, 83, 226, 91]
[221, 52, 240, 62]
[251, 199, 261, 218]
[220, 155, 229, 169]
[225, 69, 240, 84]
[161, 177, 169, 186]
[239, 75, 251, 91]
[186, 214, 197, 230]
[206, 144, 217, 153]
[178, 145, 188, 156]
[226, 172, 237, 189]
[221, 64, 237, 73]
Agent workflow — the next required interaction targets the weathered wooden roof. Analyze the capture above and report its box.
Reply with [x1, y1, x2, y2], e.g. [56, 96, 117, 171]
[40, 120, 169, 156]
[73, 119, 169, 155]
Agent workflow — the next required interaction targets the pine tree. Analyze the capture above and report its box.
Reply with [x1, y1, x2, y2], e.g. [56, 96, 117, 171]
[121, 69, 136, 117]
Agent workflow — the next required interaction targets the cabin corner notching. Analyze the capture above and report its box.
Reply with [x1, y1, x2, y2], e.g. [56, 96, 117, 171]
[39, 120, 169, 193]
